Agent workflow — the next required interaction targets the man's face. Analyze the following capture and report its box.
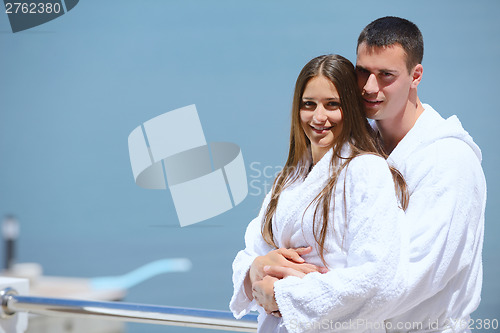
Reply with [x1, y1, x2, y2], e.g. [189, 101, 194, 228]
[356, 42, 415, 121]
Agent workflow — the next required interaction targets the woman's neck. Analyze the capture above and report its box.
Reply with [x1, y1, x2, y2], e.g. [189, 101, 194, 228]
[311, 145, 331, 165]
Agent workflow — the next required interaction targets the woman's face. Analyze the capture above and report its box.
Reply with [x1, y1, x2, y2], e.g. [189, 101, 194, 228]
[300, 75, 343, 161]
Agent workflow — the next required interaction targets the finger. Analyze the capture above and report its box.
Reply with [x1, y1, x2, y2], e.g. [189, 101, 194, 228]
[293, 246, 313, 255]
[251, 280, 262, 293]
[286, 261, 324, 274]
[264, 304, 279, 314]
[278, 248, 305, 263]
[263, 265, 286, 278]
[252, 291, 262, 305]
[264, 265, 306, 279]
[264, 275, 278, 281]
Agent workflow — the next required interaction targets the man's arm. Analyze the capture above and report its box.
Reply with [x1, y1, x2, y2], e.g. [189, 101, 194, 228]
[387, 138, 486, 317]
[244, 246, 325, 299]
[257, 155, 408, 333]
[230, 199, 327, 319]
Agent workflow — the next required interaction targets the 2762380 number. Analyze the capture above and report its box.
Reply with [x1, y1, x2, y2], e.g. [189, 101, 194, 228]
[5, 2, 62, 14]
[468, 318, 498, 330]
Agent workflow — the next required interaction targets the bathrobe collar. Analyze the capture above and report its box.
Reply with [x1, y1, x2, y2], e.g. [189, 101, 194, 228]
[371, 104, 482, 166]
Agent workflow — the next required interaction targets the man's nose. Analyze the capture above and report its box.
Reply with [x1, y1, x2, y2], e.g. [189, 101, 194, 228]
[363, 73, 379, 95]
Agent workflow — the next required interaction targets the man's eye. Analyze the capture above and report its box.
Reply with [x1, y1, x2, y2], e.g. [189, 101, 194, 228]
[356, 68, 369, 76]
[379, 72, 397, 82]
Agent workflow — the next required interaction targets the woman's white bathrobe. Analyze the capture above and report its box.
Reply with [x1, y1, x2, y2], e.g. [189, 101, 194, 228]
[230, 146, 408, 333]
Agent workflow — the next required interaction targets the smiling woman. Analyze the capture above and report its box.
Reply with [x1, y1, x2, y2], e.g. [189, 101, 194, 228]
[299, 75, 344, 164]
[230, 54, 409, 332]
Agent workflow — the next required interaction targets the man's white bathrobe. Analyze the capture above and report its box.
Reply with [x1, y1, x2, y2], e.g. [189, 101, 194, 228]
[230, 146, 408, 333]
[383, 104, 486, 332]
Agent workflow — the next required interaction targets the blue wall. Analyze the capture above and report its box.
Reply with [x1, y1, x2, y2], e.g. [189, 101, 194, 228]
[1, 1, 499, 332]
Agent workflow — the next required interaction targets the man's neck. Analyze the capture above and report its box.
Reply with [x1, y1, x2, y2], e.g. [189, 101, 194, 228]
[376, 97, 425, 154]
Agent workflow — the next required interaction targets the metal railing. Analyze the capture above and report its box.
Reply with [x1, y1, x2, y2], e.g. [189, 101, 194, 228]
[0, 287, 258, 332]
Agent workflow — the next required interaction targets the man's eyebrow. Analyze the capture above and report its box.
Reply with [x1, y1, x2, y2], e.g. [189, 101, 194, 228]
[355, 66, 398, 74]
[379, 69, 398, 74]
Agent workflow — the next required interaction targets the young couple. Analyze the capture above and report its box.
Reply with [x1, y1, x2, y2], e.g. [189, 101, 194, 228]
[230, 16, 486, 333]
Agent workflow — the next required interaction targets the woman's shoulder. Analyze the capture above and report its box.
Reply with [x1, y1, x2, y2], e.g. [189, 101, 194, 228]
[342, 154, 397, 204]
[347, 153, 389, 171]
[341, 153, 393, 186]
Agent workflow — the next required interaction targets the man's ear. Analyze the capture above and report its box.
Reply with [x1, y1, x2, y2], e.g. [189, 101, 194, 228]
[411, 64, 423, 88]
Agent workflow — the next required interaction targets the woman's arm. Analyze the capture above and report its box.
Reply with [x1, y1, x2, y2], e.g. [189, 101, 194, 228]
[230, 213, 273, 318]
[230, 195, 327, 318]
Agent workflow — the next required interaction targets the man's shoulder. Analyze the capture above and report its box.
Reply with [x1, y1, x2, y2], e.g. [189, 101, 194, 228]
[402, 137, 482, 191]
[410, 136, 477, 167]
[404, 104, 480, 166]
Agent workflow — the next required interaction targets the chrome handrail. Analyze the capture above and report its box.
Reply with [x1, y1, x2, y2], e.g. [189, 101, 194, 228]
[1, 288, 257, 332]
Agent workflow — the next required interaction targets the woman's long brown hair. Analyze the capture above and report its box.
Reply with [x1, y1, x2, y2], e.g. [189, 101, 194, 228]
[261, 54, 408, 267]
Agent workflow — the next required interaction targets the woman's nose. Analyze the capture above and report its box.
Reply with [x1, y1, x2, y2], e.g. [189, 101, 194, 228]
[313, 105, 327, 122]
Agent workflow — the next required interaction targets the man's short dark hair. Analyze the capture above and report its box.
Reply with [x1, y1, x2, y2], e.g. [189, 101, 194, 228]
[357, 16, 424, 73]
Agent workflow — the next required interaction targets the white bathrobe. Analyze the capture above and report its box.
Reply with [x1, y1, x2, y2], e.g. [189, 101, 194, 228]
[230, 145, 408, 333]
[382, 104, 486, 332]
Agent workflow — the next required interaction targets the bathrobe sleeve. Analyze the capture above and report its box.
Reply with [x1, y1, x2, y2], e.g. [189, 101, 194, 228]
[387, 138, 486, 317]
[230, 192, 274, 318]
[273, 155, 407, 332]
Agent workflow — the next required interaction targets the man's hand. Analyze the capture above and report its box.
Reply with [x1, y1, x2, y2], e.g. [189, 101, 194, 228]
[250, 247, 324, 284]
[244, 246, 327, 299]
[263, 265, 307, 279]
[252, 275, 280, 315]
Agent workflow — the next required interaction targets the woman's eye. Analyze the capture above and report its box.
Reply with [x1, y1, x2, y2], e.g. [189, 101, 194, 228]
[326, 102, 340, 110]
[302, 101, 316, 109]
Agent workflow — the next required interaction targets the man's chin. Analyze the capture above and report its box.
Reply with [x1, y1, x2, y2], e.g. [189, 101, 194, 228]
[365, 108, 380, 120]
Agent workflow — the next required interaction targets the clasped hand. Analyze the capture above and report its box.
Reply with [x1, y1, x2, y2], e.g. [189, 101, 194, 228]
[247, 247, 328, 316]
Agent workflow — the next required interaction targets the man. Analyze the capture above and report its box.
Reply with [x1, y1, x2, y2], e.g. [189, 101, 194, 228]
[353, 16, 486, 331]
[239, 17, 486, 332]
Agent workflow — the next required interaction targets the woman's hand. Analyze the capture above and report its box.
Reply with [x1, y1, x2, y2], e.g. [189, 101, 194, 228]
[251, 266, 310, 316]
[252, 275, 280, 315]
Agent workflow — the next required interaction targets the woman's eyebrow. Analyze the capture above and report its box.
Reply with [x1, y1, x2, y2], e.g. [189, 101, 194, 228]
[302, 97, 340, 100]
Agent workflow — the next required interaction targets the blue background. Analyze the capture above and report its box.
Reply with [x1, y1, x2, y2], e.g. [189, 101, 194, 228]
[1, 1, 499, 332]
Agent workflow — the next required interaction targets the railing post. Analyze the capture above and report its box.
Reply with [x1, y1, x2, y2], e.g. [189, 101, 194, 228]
[0, 278, 28, 333]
